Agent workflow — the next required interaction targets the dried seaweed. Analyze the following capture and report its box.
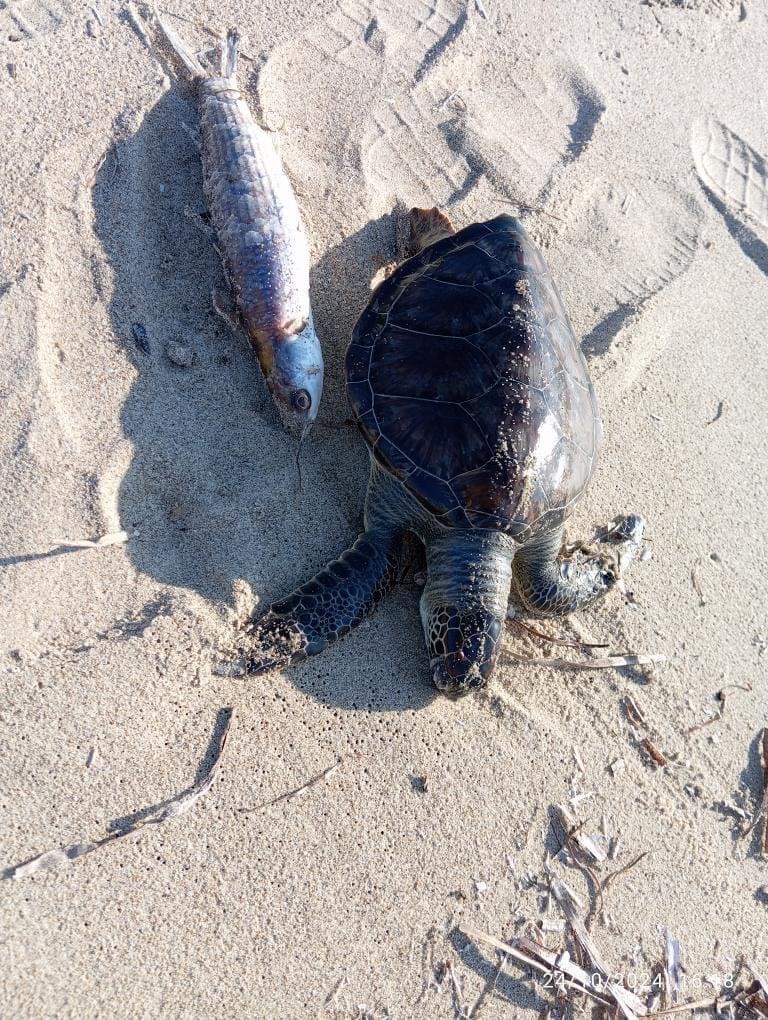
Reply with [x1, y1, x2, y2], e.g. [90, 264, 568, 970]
[743, 727, 768, 853]
[460, 923, 647, 1017]
[640, 737, 669, 768]
[663, 930, 683, 1005]
[3, 709, 233, 880]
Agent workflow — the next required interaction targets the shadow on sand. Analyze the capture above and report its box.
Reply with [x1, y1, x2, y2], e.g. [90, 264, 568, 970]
[91, 78, 634, 715]
[92, 86, 434, 713]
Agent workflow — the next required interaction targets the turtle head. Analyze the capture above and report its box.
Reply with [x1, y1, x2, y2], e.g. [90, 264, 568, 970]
[420, 601, 505, 696]
[419, 533, 512, 696]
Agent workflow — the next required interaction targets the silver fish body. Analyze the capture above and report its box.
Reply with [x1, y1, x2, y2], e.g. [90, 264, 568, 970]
[159, 24, 324, 431]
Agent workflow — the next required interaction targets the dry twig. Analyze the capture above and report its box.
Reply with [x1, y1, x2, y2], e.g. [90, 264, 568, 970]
[554, 804, 605, 865]
[551, 810, 605, 927]
[508, 652, 665, 671]
[125, 2, 152, 47]
[691, 559, 706, 606]
[156, 8, 257, 60]
[239, 756, 348, 813]
[601, 851, 651, 894]
[507, 616, 608, 650]
[624, 695, 647, 728]
[53, 530, 129, 550]
[686, 683, 750, 736]
[705, 399, 728, 425]
[663, 930, 683, 1005]
[4, 710, 233, 879]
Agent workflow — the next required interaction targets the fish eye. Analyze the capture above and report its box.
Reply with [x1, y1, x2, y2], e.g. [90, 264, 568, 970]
[292, 388, 311, 412]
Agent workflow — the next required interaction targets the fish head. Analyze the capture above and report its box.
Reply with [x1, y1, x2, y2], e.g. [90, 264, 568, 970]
[267, 317, 324, 434]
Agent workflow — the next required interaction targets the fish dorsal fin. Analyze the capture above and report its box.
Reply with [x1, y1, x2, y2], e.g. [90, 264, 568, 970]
[220, 28, 239, 79]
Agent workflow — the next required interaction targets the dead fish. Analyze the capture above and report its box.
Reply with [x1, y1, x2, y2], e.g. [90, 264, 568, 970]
[157, 19, 324, 433]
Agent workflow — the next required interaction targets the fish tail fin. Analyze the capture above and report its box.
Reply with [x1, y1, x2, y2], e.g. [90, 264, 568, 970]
[221, 29, 239, 79]
[155, 10, 207, 78]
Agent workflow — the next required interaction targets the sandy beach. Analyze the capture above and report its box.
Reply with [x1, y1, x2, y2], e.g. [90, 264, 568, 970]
[1, 0, 766, 1015]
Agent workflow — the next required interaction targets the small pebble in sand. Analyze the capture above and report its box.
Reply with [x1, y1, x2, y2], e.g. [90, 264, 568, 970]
[131, 322, 150, 354]
[410, 774, 428, 794]
[166, 341, 195, 367]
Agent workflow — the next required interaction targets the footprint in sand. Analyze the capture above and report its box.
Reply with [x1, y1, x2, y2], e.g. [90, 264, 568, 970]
[268, 1, 702, 388]
[0, 0, 66, 38]
[556, 179, 702, 367]
[31, 133, 121, 451]
[691, 117, 768, 275]
[258, 0, 472, 207]
[266, 1, 608, 215]
[363, 16, 702, 387]
[244, 3, 707, 397]
[644, 0, 744, 19]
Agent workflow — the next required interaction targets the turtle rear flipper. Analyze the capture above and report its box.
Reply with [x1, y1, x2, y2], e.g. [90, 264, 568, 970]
[242, 529, 408, 674]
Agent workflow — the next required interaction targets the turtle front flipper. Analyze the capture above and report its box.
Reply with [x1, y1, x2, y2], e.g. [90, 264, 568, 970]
[241, 528, 408, 675]
[511, 515, 646, 618]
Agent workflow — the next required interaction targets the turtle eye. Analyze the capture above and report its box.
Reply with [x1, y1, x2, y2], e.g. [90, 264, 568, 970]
[292, 388, 311, 412]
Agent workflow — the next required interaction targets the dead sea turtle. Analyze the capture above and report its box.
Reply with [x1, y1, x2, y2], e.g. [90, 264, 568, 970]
[237, 208, 645, 694]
